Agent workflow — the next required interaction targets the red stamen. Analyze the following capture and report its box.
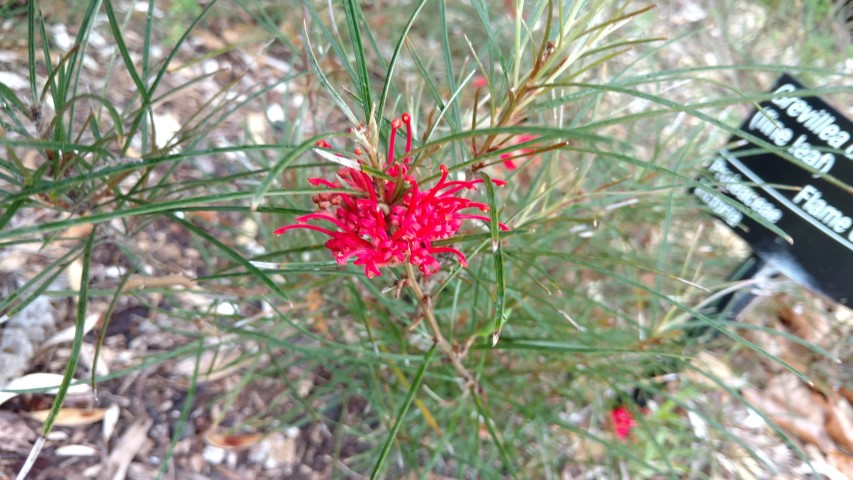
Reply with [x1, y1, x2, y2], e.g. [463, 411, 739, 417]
[421, 165, 450, 203]
[309, 177, 340, 188]
[401, 113, 412, 163]
[429, 246, 468, 267]
[387, 118, 402, 167]
[274, 223, 336, 237]
[296, 212, 352, 231]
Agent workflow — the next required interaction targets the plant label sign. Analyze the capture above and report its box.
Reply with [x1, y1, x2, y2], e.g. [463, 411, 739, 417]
[695, 74, 853, 306]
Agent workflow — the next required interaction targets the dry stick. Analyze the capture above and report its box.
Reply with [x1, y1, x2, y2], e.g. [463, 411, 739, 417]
[404, 264, 475, 389]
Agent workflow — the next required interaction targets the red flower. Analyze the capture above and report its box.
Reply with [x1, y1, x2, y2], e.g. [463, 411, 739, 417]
[275, 113, 508, 278]
[610, 406, 636, 440]
[499, 134, 539, 170]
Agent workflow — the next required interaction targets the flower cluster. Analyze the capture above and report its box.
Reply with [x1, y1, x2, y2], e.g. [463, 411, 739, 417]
[275, 113, 508, 278]
[610, 406, 636, 441]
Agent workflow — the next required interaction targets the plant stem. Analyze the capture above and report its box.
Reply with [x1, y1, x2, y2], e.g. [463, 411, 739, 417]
[404, 263, 475, 388]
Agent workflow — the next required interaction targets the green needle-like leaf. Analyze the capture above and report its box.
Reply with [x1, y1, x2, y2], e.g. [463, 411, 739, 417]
[479, 171, 506, 346]
[370, 343, 436, 480]
[341, 0, 372, 120]
[41, 228, 96, 434]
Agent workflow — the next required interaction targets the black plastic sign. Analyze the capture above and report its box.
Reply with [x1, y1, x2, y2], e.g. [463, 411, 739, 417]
[695, 74, 853, 305]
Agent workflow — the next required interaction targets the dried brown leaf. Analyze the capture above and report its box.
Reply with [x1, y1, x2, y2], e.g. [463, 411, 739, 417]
[826, 451, 853, 479]
[744, 381, 835, 453]
[26, 408, 106, 427]
[825, 399, 853, 452]
[206, 431, 264, 451]
[59, 223, 94, 242]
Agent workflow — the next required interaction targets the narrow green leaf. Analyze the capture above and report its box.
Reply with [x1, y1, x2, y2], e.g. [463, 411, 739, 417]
[405, 40, 444, 113]
[469, 0, 509, 85]
[421, 70, 476, 144]
[92, 273, 130, 391]
[157, 340, 203, 480]
[0, 245, 83, 325]
[27, 0, 37, 104]
[148, 0, 218, 95]
[0, 199, 25, 231]
[377, 0, 429, 121]
[473, 391, 517, 479]
[302, 21, 358, 125]
[341, 0, 372, 119]
[0, 82, 30, 116]
[370, 343, 436, 480]
[0, 188, 340, 241]
[479, 172, 506, 346]
[556, 81, 852, 194]
[252, 131, 350, 210]
[141, 0, 156, 81]
[41, 228, 96, 434]
[437, 0, 462, 133]
[0, 137, 113, 157]
[4, 144, 295, 204]
[103, 0, 151, 105]
[301, 1, 358, 84]
[166, 213, 288, 301]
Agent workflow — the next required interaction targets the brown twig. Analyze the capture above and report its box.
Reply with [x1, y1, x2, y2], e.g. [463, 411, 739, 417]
[404, 264, 476, 390]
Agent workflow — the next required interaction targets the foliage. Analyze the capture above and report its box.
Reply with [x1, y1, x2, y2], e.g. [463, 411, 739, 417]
[1, 0, 850, 478]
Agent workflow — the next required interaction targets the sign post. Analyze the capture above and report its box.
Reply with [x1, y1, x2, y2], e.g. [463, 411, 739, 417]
[694, 74, 853, 306]
[630, 74, 852, 409]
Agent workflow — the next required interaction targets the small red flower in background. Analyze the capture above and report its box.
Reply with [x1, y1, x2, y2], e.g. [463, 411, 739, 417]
[610, 406, 636, 441]
[275, 113, 508, 278]
[499, 134, 539, 170]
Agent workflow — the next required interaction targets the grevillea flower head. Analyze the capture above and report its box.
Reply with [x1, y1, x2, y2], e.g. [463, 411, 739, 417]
[275, 113, 509, 278]
[610, 406, 636, 440]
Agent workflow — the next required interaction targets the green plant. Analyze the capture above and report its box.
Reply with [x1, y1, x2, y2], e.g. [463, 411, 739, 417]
[2, 1, 850, 478]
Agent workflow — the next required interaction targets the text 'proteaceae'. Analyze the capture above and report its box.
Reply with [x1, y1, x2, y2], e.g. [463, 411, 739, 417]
[275, 113, 508, 278]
